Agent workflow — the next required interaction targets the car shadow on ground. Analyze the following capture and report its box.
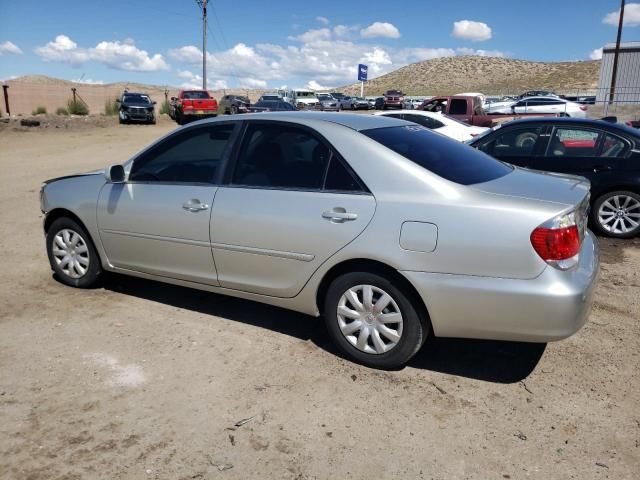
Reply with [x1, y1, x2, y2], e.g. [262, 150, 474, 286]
[98, 273, 546, 383]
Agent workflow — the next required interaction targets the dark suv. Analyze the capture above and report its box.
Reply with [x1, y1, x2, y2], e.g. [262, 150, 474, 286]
[117, 92, 156, 124]
[219, 95, 251, 115]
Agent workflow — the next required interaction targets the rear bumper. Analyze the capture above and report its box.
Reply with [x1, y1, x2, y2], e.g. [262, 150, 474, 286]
[182, 109, 218, 117]
[401, 231, 600, 342]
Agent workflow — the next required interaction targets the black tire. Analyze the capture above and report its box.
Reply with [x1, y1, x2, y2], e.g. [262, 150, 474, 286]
[175, 111, 184, 125]
[119, 117, 125, 125]
[231, 106, 238, 115]
[324, 272, 427, 369]
[46, 217, 102, 288]
[149, 117, 156, 125]
[591, 191, 640, 238]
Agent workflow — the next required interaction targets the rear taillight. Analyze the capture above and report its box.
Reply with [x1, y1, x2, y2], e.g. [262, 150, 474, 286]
[531, 211, 582, 270]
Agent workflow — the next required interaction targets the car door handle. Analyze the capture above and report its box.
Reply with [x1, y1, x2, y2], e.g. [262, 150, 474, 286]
[182, 199, 209, 212]
[322, 209, 358, 222]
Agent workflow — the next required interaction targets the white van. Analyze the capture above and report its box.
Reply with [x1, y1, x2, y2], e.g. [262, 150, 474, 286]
[294, 89, 319, 109]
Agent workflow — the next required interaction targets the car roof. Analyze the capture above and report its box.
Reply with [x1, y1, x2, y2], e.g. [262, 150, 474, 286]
[201, 111, 408, 131]
[495, 117, 640, 137]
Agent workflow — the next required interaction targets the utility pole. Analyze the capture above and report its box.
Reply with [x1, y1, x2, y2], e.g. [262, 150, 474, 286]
[199, 0, 208, 90]
[609, 0, 625, 105]
[2, 85, 9, 116]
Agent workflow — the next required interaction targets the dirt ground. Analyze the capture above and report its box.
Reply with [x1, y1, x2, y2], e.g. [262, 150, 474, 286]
[0, 116, 638, 480]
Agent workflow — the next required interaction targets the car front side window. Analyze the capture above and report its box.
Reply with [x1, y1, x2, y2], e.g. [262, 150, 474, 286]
[478, 127, 543, 157]
[129, 124, 235, 183]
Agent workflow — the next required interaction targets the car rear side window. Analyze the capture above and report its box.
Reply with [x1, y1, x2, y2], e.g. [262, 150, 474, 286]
[363, 125, 512, 185]
[232, 123, 330, 190]
[403, 114, 445, 130]
[130, 124, 234, 183]
[324, 157, 364, 192]
[477, 127, 543, 157]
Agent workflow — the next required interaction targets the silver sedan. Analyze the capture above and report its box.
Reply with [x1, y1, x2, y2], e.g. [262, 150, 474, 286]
[40, 112, 599, 368]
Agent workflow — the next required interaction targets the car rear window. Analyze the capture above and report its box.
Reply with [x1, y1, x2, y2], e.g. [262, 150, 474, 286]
[362, 125, 512, 185]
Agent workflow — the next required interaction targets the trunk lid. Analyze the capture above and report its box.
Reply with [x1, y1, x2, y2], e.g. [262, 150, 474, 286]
[471, 166, 590, 208]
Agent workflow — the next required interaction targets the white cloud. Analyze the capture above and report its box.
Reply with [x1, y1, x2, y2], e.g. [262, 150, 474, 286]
[452, 20, 492, 42]
[168, 25, 508, 90]
[316, 16, 329, 25]
[360, 22, 401, 39]
[0, 41, 23, 55]
[603, 3, 640, 26]
[289, 28, 332, 43]
[238, 77, 267, 88]
[589, 47, 603, 60]
[176, 69, 228, 90]
[307, 80, 332, 91]
[456, 47, 505, 57]
[71, 77, 104, 84]
[35, 35, 169, 71]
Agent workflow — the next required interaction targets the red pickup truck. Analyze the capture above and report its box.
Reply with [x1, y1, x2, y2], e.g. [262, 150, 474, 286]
[170, 90, 218, 125]
[420, 96, 557, 127]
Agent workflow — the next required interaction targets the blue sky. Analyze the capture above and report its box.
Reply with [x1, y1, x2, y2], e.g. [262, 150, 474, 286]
[0, 0, 638, 89]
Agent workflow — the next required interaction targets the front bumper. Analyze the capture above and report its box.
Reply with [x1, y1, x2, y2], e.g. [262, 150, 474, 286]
[401, 231, 600, 342]
[120, 110, 154, 122]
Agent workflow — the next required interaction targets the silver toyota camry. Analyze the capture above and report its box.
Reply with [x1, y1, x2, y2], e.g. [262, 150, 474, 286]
[40, 112, 599, 368]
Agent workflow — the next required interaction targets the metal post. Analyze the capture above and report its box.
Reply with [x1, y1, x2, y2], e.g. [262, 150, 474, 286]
[71, 87, 77, 110]
[609, 0, 625, 105]
[202, 0, 207, 90]
[2, 85, 9, 116]
[360, 81, 364, 98]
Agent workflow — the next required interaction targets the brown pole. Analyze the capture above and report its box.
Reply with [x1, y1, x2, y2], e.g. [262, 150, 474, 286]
[609, 0, 625, 104]
[2, 85, 9, 116]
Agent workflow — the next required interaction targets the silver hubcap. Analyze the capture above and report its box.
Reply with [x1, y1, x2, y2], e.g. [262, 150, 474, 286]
[598, 195, 640, 235]
[52, 229, 90, 279]
[337, 285, 404, 355]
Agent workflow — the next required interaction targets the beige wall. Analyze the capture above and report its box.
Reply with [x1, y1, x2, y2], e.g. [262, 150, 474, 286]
[0, 78, 266, 116]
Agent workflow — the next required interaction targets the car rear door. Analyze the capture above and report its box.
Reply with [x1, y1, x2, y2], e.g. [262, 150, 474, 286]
[529, 125, 631, 194]
[474, 124, 548, 168]
[97, 122, 239, 285]
[211, 121, 376, 298]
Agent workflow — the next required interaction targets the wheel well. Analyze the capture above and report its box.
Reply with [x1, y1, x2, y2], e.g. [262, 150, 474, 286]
[44, 208, 87, 235]
[315, 258, 432, 329]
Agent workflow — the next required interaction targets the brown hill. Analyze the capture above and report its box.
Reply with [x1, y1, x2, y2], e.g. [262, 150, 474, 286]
[342, 56, 601, 96]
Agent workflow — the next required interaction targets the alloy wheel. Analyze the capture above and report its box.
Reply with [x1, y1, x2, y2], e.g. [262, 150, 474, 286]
[52, 228, 90, 279]
[337, 284, 404, 354]
[598, 194, 640, 235]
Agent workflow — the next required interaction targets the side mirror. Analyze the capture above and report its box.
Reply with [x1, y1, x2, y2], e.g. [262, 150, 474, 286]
[152, 101, 157, 105]
[105, 164, 125, 183]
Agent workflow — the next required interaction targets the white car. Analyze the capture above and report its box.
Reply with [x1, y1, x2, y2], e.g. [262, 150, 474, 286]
[488, 96, 588, 118]
[375, 110, 489, 142]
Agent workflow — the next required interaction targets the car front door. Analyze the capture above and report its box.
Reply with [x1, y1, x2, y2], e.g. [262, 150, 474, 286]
[475, 125, 547, 168]
[211, 121, 376, 297]
[97, 122, 239, 284]
[529, 125, 631, 194]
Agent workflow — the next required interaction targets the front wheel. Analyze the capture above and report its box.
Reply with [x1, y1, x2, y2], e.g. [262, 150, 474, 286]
[324, 272, 426, 369]
[591, 191, 640, 238]
[46, 217, 102, 288]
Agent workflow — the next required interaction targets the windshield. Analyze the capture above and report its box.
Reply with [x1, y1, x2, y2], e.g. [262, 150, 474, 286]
[362, 125, 512, 185]
[123, 94, 151, 104]
[296, 91, 316, 98]
[182, 91, 210, 99]
[254, 101, 294, 110]
[261, 95, 280, 100]
[317, 94, 333, 101]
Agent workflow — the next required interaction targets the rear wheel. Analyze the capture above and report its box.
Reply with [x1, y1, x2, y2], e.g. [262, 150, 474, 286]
[46, 217, 102, 288]
[592, 191, 640, 238]
[231, 105, 238, 115]
[324, 272, 426, 369]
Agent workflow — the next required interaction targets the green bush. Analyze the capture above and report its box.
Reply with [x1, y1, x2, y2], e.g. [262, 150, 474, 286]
[159, 99, 171, 115]
[32, 106, 47, 115]
[56, 107, 69, 116]
[67, 98, 89, 115]
[104, 97, 119, 116]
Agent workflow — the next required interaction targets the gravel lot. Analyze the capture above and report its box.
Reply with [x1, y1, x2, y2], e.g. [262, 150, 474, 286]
[0, 117, 638, 480]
